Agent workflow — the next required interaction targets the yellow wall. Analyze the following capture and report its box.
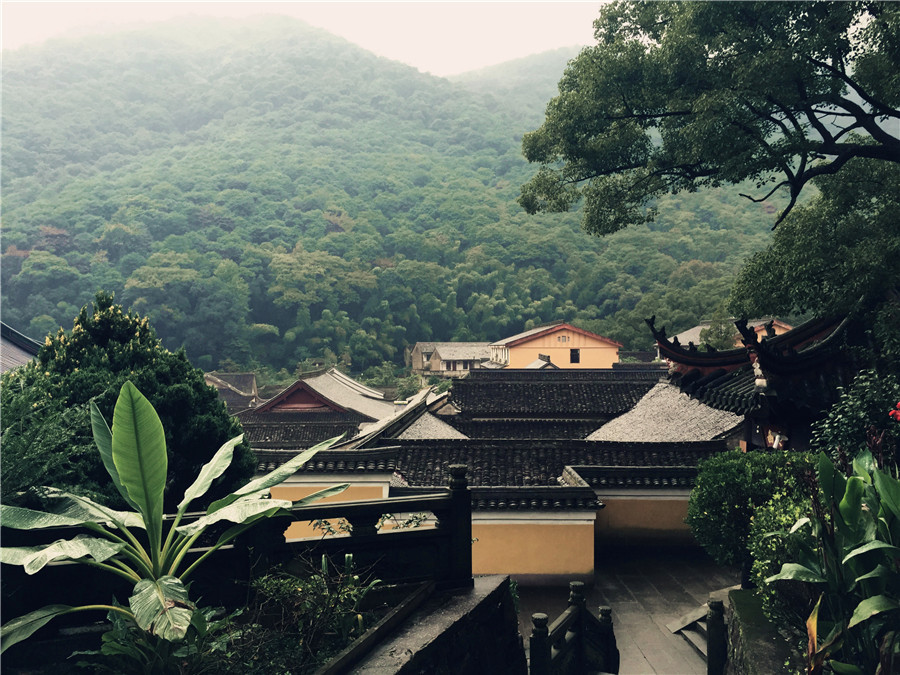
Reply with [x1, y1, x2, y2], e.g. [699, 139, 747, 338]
[273, 484, 387, 540]
[506, 329, 619, 369]
[472, 521, 594, 576]
[595, 497, 693, 542]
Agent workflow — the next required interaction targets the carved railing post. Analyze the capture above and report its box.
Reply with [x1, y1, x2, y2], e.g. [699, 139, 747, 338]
[448, 464, 473, 587]
[707, 597, 726, 675]
[529, 613, 550, 675]
[598, 605, 620, 674]
[567, 581, 586, 671]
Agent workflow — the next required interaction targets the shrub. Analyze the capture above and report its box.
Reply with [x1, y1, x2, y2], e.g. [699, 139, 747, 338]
[812, 369, 900, 467]
[748, 489, 818, 630]
[1, 292, 256, 512]
[219, 554, 379, 674]
[686, 450, 813, 568]
[766, 450, 900, 674]
[0, 381, 346, 656]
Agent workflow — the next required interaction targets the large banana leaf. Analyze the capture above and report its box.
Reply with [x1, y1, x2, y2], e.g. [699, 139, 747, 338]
[43, 491, 146, 530]
[111, 382, 166, 550]
[767, 562, 827, 584]
[842, 540, 900, 565]
[176, 494, 293, 537]
[848, 594, 900, 628]
[292, 483, 350, 506]
[178, 482, 350, 538]
[129, 576, 194, 641]
[0, 504, 90, 530]
[1, 535, 125, 575]
[176, 434, 243, 514]
[1, 605, 74, 653]
[91, 400, 138, 511]
[207, 435, 342, 513]
[873, 469, 900, 520]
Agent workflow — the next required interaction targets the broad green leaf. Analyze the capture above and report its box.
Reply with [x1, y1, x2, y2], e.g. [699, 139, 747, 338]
[874, 469, 900, 521]
[292, 483, 350, 507]
[2, 535, 125, 575]
[129, 576, 194, 641]
[818, 452, 845, 508]
[855, 563, 890, 584]
[208, 435, 341, 513]
[848, 594, 899, 628]
[112, 382, 166, 547]
[0, 504, 89, 530]
[176, 494, 292, 537]
[851, 450, 875, 481]
[842, 540, 900, 564]
[838, 476, 864, 536]
[45, 491, 145, 530]
[91, 401, 138, 511]
[1, 605, 73, 653]
[177, 434, 243, 514]
[767, 562, 826, 584]
[829, 662, 865, 675]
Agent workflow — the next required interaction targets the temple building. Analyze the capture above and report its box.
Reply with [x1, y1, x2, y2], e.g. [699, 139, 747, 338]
[648, 315, 862, 451]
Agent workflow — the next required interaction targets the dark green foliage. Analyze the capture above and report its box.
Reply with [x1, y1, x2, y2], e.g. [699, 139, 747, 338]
[0, 292, 255, 511]
[686, 450, 815, 567]
[812, 369, 900, 468]
[74, 605, 239, 674]
[766, 451, 900, 674]
[519, 1, 899, 235]
[748, 490, 818, 631]
[699, 303, 738, 351]
[358, 362, 422, 401]
[0, 16, 777, 367]
[218, 555, 379, 674]
[728, 160, 900, 372]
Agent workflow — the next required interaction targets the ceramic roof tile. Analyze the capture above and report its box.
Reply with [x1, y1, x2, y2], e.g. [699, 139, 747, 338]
[587, 382, 743, 442]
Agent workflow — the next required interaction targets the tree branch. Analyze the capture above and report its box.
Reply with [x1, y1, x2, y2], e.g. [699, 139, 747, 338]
[805, 54, 900, 120]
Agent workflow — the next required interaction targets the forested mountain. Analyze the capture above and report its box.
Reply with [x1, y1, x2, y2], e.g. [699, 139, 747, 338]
[1, 16, 777, 373]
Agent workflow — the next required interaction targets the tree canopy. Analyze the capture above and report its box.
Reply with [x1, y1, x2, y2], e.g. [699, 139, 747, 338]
[519, 1, 900, 236]
[0, 292, 256, 511]
[1, 17, 781, 364]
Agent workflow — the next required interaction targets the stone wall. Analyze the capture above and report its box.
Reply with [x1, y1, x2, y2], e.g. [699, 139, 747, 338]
[353, 575, 527, 674]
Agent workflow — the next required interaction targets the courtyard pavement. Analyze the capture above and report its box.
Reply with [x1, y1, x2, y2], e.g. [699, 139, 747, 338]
[516, 542, 740, 675]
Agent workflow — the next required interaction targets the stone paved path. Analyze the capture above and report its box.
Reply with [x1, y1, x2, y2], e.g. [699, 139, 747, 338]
[516, 543, 739, 675]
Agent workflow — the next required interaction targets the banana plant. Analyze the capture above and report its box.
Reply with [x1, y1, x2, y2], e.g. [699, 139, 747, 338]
[0, 381, 348, 653]
[766, 451, 900, 674]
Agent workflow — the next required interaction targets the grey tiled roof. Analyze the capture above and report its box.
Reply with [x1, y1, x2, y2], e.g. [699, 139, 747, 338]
[432, 342, 491, 360]
[301, 370, 395, 420]
[391, 439, 726, 488]
[239, 410, 366, 449]
[587, 382, 743, 442]
[448, 376, 657, 416]
[1, 323, 41, 373]
[443, 419, 601, 440]
[398, 412, 469, 440]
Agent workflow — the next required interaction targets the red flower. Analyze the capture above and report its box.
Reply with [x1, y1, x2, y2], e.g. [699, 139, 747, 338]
[890, 402, 900, 422]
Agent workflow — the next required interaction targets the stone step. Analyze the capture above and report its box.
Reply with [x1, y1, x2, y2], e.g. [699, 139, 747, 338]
[666, 603, 708, 634]
[680, 624, 709, 660]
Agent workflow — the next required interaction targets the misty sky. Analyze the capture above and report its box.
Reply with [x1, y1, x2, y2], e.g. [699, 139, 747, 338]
[2, 2, 604, 76]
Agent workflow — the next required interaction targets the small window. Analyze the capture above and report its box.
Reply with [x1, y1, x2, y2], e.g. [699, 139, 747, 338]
[570, 348, 580, 364]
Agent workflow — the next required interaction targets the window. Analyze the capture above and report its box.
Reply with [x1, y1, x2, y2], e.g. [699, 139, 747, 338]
[570, 348, 580, 364]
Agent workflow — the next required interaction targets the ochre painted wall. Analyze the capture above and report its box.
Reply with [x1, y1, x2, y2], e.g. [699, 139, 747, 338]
[471, 521, 594, 576]
[506, 329, 619, 369]
[273, 484, 386, 540]
[595, 497, 693, 542]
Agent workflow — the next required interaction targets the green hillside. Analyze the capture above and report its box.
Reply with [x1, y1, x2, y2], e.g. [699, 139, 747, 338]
[1, 16, 775, 372]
